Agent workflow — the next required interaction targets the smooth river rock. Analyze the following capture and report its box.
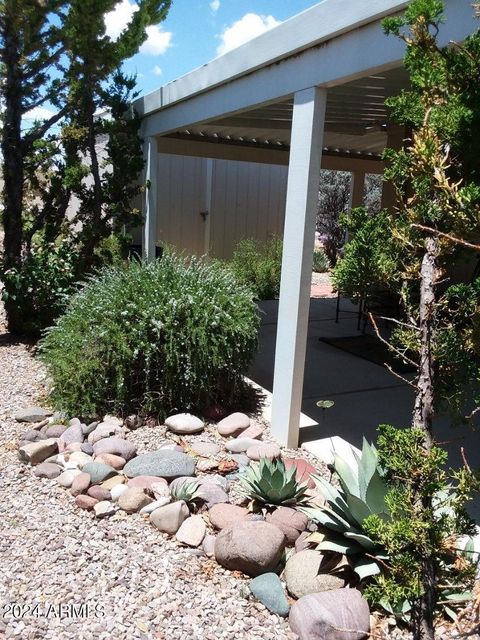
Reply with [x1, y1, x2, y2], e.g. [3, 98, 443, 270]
[217, 412, 250, 437]
[18, 439, 58, 465]
[289, 589, 370, 640]
[165, 413, 205, 434]
[175, 515, 206, 547]
[150, 501, 189, 534]
[283, 549, 344, 599]
[123, 450, 195, 479]
[214, 520, 285, 577]
[93, 437, 137, 461]
[82, 462, 117, 485]
[249, 573, 289, 617]
[14, 406, 52, 423]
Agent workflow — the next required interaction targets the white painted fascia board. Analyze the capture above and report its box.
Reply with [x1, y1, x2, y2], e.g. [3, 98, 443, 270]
[135, 0, 409, 117]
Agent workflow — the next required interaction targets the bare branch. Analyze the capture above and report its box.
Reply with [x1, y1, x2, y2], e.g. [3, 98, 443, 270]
[384, 362, 418, 389]
[368, 312, 418, 367]
[412, 224, 480, 251]
[376, 314, 420, 332]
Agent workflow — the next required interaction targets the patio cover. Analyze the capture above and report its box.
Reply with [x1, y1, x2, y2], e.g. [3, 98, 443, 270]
[134, 0, 476, 447]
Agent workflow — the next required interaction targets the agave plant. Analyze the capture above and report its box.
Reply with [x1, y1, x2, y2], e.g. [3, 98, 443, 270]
[239, 457, 309, 507]
[301, 438, 391, 580]
[170, 477, 201, 504]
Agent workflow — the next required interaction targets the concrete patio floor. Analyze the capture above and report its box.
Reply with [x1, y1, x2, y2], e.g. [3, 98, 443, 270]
[249, 296, 480, 517]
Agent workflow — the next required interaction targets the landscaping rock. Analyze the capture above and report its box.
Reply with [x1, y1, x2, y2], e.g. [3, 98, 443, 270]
[75, 495, 98, 511]
[128, 475, 168, 491]
[190, 441, 221, 457]
[18, 439, 58, 465]
[150, 501, 189, 535]
[70, 472, 91, 497]
[197, 483, 229, 508]
[140, 498, 170, 513]
[82, 421, 98, 436]
[266, 507, 309, 545]
[110, 484, 129, 502]
[249, 573, 289, 617]
[246, 442, 281, 461]
[93, 501, 117, 518]
[283, 549, 344, 599]
[20, 429, 47, 443]
[101, 475, 125, 490]
[225, 437, 259, 453]
[87, 486, 111, 501]
[215, 521, 285, 577]
[217, 412, 250, 437]
[175, 515, 206, 547]
[68, 418, 81, 427]
[57, 469, 83, 488]
[197, 474, 227, 489]
[80, 443, 94, 455]
[14, 406, 52, 422]
[238, 424, 264, 440]
[208, 503, 248, 530]
[151, 482, 171, 500]
[103, 415, 123, 427]
[196, 459, 219, 473]
[229, 453, 250, 467]
[59, 423, 84, 446]
[33, 462, 62, 479]
[118, 487, 153, 513]
[82, 462, 117, 485]
[284, 458, 317, 489]
[123, 450, 195, 479]
[88, 422, 125, 444]
[93, 437, 137, 461]
[66, 451, 93, 469]
[65, 442, 82, 453]
[202, 534, 216, 557]
[165, 413, 204, 434]
[289, 589, 370, 640]
[44, 424, 67, 438]
[125, 414, 143, 430]
[95, 453, 126, 470]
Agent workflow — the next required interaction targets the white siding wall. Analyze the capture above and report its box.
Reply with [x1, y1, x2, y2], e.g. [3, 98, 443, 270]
[156, 153, 288, 258]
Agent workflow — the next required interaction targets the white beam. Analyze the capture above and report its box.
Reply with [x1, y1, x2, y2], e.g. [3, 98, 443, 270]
[143, 136, 158, 261]
[271, 87, 327, 448]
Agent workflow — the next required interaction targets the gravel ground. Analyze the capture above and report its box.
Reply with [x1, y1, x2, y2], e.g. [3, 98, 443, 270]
[0, 305, 298, 640]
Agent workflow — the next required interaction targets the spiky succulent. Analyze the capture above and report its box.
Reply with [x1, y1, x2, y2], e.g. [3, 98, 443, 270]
[170, 478, 201, 504]
[239, 457, 308, 507]
[301, 438, 390, 580]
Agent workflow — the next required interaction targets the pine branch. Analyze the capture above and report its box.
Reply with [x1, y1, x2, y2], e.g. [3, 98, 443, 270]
[411, 224, 480, 250]
[22, 105, 68, 150]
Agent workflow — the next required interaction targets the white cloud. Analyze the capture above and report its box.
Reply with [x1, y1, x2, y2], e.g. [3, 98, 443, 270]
[23, 106, 57, 122]
[139, 25, 172, 55]
[105, 0, 172, 56]
[153, 65, 163, 76]
[210, 0, 220, 14]
[217, 13, 280, 56]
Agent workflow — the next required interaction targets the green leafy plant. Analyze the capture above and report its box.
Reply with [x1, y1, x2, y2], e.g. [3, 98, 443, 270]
[227, 236, 283, 300]
[170, 478, 201, 505]
[312, 249, 329, 273]
[39, 253, 259, 418]
[1, 239, 80, 336]
[302, 438, 390, 581]
[239, 457, 309, 507]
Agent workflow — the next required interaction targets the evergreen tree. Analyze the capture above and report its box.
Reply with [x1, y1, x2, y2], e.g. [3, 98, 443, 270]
[334, 2, 480, 636]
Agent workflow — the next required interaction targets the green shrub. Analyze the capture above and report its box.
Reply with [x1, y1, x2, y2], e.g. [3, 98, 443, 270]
[1, 239, 80, 336]
[228, 236, 283, 300]
[312, 248, 329, 273]
[39, 253, 259, 418]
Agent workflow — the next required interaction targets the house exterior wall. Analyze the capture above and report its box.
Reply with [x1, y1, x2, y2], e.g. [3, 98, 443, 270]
[156, 153, 288, 258]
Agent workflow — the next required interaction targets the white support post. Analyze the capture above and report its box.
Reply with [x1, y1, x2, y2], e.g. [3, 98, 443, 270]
[143, 136, 158, 261]
[271, 86, 327, 448]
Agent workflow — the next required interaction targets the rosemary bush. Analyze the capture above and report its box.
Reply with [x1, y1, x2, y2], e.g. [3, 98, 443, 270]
[39, 254, 259, 418]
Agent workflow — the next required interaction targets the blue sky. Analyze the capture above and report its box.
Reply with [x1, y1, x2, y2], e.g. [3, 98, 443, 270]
[107, 0, 321, 97]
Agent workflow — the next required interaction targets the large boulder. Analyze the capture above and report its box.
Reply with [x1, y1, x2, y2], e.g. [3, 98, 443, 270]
[214, 520, 285, 577]
[266, 507, 309, 545]
[208, 503, 248, 530]
[283, 549, 344, 599]
[18, 439, 58, 465]
[123, 450, 195, 479]
[289, 589, 370, 640]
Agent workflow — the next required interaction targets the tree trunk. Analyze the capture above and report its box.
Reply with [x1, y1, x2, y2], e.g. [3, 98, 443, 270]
[412, 234, 438, 640]
[1, 9, 25, 332]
